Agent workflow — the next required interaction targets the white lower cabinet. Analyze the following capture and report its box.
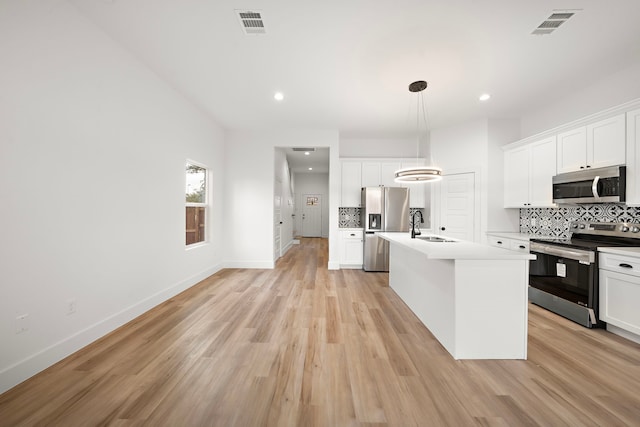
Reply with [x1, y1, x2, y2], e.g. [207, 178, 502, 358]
[599, 252, 640, 338]
[340, 229, 363, 268]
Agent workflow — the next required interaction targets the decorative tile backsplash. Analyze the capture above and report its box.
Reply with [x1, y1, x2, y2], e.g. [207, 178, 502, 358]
[338, 207, 426, 228]
[520, 204, 640, 237]
[339, 207, 362, 228]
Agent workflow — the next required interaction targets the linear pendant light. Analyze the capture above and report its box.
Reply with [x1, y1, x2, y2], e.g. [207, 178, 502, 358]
[394, 80, 442, 183]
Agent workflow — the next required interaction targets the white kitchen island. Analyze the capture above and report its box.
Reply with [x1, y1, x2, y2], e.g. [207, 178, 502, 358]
[379, 232, 535, 360]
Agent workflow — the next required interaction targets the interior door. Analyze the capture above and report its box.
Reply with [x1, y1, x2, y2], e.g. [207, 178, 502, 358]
[274, 195, 282, 260]
[438, 172, 476, 241]
[302, 194, 322, 237]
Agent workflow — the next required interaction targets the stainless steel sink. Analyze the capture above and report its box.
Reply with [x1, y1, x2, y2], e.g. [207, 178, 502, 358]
[415, 236, 457, 242]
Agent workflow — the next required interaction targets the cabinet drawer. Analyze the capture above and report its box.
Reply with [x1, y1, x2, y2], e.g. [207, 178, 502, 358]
[509, 240, 530, 252]
[342, 230, 363, 240]
[487, 236, 509, 249]
[599, 253, 640, 277]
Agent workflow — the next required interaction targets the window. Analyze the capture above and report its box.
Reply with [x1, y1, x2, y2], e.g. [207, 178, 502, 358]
[185, 162, 207, 245]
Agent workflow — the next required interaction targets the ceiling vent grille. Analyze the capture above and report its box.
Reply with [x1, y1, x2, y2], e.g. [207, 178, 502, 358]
[235, 10, 267, 35]
[292, 148, 316, 152]
[532, 10, 579, 36]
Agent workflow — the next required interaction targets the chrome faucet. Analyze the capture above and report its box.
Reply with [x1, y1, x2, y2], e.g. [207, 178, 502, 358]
[411, 210, 424, 238]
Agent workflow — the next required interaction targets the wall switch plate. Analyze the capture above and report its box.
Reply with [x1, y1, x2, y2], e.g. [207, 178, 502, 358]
[15, 314, 29, 334]
[66, 299, 77, 315]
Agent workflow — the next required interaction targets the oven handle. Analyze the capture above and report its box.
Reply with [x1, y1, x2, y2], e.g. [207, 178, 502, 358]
[592, 176, 601, 201]
[530, 242, 595, 263]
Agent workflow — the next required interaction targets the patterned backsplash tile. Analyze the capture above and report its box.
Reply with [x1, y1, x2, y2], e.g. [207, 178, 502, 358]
[339, 207, 362, 228]
[338, 207, 426, 228]
[520, 204, 640, 237]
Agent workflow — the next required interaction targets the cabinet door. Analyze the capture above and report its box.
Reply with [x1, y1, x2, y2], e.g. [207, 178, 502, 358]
[361, 162, 381, 188]
[557, 127, 587, 173]
[625, 108, 640, 205]
[529, 136, 557, 207]
[380, 162, 401, 187]
[341, 231, 363, 265]
[599, 269, 640, 335]
[587, 114, 626, 169]
[341, 161, 362, 207]
[504, 146, 530, 208]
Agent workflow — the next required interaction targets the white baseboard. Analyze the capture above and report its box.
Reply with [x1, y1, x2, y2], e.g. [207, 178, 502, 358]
[328, 261, 340, 270]
[607, 324, 640, 344]
[0, 263, 223, 395]
[223, 260, 275, 269]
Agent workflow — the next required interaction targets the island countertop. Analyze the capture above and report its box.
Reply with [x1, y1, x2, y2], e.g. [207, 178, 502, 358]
[378, 232, 536, 260]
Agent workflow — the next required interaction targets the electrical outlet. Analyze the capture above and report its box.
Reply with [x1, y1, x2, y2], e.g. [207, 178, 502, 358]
[15, 314, 29, 334]
[67, 299, 77, 315]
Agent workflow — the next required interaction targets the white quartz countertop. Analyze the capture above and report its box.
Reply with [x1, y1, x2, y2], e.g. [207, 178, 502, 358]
[598, 247, 640, 257]
[379, 232, 536, 260]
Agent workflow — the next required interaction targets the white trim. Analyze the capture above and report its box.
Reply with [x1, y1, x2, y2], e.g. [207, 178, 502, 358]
[504, 97, 640, 150]
[223, 260, 275, 269]
[0, 263, 223, 394]
[328, 261, 340, 270]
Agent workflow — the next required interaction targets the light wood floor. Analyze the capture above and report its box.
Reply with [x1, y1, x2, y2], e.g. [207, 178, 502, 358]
[1, 238, 640, 426]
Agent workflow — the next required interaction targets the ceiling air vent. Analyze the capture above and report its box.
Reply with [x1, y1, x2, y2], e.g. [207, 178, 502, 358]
[235, 10, 266, 35]
[292, 148, 316, 152]
[532, 10, 579, 36]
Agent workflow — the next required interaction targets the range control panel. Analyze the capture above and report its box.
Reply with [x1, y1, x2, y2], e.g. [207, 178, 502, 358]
[571, 221, 640, 237]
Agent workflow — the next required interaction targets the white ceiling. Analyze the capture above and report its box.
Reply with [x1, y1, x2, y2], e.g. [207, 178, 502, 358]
[284, 148, 330, 174]
[71, 0, 640, 140]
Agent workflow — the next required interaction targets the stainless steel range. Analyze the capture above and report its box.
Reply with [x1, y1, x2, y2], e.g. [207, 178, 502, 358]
[529, 221, 640, 328]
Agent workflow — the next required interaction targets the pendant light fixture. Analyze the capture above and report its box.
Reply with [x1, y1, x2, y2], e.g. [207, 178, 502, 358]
[394, 80, 442, 183]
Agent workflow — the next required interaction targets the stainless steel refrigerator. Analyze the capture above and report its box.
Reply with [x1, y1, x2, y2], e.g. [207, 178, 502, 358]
[362, 187, 410, 271]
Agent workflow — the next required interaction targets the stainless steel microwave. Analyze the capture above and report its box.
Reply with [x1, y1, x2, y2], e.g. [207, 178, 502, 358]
[552, 165, 626, 204]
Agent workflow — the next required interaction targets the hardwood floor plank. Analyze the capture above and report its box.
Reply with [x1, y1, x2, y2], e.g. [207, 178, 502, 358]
[2, 237, 640, 426]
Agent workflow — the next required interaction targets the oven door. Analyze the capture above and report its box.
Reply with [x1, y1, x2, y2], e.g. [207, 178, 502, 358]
[529, 242, 596, 307]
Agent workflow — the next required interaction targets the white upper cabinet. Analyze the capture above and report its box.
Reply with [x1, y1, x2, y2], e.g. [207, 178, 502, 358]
[557, 114, 626, 173]
[504, 145, 530, 207]
[361, 162, 381, 188]
[625, 108, 640, 206]
[587, 114, 626, 169]
[341, 161, 362, 207]
[504, 136, 556, 208]
[380, 162, 401, 187]
[556, 127, 587, 173]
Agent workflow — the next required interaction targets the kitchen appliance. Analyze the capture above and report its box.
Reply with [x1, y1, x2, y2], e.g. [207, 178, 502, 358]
[552, 165, 626, 204]
[529, 221, 640, 328]
[362, 187, 410, 271]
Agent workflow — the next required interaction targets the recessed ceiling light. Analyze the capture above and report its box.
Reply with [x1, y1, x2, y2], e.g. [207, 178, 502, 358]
[308, 167, 313, 171]
[304, 152, 310, 155]
[479, 93, 491, 101]
[274, 92, 284, 101]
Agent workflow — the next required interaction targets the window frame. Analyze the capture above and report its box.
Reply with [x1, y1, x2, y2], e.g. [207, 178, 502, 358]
[185, 160, 208, 247]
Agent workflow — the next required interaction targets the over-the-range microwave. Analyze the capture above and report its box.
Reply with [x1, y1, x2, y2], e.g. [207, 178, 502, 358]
[552, 165, 626, 204]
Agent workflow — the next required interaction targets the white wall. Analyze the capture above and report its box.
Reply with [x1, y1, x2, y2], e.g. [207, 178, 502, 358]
[340, 136, 422, 158]
[520, 60, 640, 138]
[431, 119, 520, 241]
[293, 173, 330, 238]
[224, 130, 340, 269]
[0, 2, 225, 393]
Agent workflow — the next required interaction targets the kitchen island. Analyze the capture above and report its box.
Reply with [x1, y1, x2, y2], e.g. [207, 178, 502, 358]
[379, 232, 535, 360]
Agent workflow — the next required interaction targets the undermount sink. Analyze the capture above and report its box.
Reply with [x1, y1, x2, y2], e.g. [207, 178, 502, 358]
[415, 235, 457, 242]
